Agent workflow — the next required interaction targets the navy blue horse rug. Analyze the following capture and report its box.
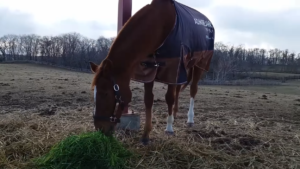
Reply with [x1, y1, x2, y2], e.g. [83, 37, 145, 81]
[131, 0, 215, 84]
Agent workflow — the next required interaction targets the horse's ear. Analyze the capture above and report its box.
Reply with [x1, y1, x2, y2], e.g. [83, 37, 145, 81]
[100, 59, 113, 77]
[89, 62, 98, 73]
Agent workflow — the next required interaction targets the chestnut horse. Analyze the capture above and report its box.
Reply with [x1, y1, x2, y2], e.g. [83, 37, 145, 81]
[89, 0, 215, 145]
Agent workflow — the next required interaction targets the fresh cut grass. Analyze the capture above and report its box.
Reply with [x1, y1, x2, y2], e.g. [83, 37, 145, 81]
[32, 131, 134, 169]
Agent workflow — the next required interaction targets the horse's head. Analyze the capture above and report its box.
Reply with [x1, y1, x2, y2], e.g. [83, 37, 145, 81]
[89, 59, 124, 135]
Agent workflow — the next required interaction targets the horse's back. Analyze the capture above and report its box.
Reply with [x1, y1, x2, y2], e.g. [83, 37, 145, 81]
[131, 0, 215, 84]
[158, 1, 215, 56]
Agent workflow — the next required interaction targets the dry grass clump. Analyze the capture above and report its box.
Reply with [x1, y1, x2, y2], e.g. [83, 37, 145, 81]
[1, 108, 300, 169]
[0, 109, 95, 169]
[115, 130, 300, 169]
[1, 63, 300, 169]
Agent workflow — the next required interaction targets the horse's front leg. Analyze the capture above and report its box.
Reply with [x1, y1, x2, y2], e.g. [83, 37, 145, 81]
[173, 85, 181, 118]
[165, 84, 176, 135]
[187, 67, 204, 127]
[141, 81, 154, 145]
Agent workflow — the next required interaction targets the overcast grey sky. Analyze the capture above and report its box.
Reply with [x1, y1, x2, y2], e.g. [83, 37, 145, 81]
[0, 0, 299, 53]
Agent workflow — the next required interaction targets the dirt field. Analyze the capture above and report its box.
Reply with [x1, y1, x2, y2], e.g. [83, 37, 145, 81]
[244, 72, 300, 78]
[1, 63, 300, 169]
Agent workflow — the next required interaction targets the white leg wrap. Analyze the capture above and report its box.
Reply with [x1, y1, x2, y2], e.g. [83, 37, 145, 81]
[187, 97, 194, 123]
[165, 115, 174, 132]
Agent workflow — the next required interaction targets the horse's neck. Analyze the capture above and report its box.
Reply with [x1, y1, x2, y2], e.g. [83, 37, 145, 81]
[151, 0, 172, 3]
[108, 1, 175, 77]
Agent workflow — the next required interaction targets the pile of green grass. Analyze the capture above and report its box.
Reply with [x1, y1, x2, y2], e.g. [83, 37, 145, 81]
[33, 131, 133, 169]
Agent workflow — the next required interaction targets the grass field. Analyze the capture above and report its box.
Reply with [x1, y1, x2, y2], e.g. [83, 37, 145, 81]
[220, 83, 300, 96]
[239, 71, 300, 78]
[250, 72, 300, 77]
[1, 63, 300, 169]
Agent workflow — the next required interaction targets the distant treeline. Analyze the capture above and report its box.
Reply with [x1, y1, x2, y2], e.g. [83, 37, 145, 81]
[1, 32, 300, 81]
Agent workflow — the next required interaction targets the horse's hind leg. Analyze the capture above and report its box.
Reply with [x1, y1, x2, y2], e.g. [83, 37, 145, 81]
[187, 67, 204, 127]
[173, 85, 181, 118]
[165, 84, 176, 135]
[142, 81, 154, 145]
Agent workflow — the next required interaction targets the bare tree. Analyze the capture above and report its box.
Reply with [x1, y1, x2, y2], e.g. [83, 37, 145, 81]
[0, 36, 9, 61]
[0, 32, 299, 76]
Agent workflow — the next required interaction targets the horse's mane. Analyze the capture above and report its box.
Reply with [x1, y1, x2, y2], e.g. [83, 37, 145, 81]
[91, 4, 155, 90]
[108, 4, 153, 54]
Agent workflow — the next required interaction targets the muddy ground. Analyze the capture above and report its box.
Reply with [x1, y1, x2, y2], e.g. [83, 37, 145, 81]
[0, 63, 300, 169]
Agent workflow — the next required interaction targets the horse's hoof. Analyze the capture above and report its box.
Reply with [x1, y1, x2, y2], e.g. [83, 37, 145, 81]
[165, 130, 175, 135]
[187, 122, 194, 127]
[141, 138, 149, 145]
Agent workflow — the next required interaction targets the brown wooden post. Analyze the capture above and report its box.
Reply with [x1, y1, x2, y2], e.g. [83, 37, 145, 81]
[118, 0, 132, 33]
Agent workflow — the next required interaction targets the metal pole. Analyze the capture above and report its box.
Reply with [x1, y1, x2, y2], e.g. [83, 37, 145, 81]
[117, 0, 132, 33]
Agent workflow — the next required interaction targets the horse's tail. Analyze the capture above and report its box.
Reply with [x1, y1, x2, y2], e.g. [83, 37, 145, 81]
[180, 67, 193, 92]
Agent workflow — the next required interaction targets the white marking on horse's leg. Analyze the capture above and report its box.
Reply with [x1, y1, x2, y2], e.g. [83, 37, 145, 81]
[93, 86, 97, 115]
[94, 86, 97, 102]
[165, 115, 174, 133]
[187, 97, 194, 124]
